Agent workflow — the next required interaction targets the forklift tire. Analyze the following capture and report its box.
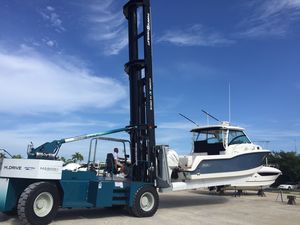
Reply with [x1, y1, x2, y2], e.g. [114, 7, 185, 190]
[17, 182, 59, 225]
[130, 185, 159, 217]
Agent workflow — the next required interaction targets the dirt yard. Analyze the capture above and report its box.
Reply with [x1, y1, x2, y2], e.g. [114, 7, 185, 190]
[1, 190, 299, 225]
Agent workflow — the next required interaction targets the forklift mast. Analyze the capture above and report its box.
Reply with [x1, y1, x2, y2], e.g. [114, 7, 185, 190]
[123, 0, 156, 182]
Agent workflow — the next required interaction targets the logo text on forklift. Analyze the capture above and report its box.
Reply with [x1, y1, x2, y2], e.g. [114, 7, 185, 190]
[146, 13, 151, 46]
[4, 165, 22, 170]
[40, 167, 59, 172]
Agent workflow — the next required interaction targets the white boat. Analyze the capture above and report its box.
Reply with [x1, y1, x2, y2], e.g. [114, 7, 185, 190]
[159, 122, 270, 192]
[227, 166, 281, 190]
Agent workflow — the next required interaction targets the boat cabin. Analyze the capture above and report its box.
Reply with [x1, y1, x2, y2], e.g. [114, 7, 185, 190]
[191, 124, 251, 155]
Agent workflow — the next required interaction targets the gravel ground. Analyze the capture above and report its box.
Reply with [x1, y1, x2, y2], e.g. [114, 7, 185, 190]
[1, 190, 299, 225]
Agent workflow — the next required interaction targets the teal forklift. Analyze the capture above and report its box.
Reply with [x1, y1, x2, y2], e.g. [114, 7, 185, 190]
[0, 1, 169, 224]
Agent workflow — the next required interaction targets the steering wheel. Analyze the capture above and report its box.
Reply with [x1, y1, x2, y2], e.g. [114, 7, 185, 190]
[229, 135, 244, 145]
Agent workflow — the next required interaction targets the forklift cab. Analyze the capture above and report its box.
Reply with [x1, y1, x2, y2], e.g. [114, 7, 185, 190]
[86, 136, 131, 177]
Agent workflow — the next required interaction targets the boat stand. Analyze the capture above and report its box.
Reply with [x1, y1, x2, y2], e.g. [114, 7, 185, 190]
[257, 187, 266, 197]
[233, 187, 242, 197]
[276, 190, 284, 202]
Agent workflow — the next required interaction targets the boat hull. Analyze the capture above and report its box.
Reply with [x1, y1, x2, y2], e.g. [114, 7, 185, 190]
[225, 166, 281, 190]
[161, 150, 270, 192]
[190, 151, 269, 178]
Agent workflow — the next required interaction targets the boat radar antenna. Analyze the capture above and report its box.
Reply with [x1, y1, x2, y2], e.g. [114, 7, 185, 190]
[178, 113, 200, 127]
[229, 83, 231, 123]
[201, 110, 221, 124]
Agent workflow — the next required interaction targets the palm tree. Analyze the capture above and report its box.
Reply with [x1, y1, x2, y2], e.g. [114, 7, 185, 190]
[71, 152, 84, 163]
[60, 156, 66, 163]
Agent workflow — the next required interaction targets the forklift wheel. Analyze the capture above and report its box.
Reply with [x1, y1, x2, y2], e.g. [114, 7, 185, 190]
[130, 185, 159, 217]
[17, 182, 59, 225]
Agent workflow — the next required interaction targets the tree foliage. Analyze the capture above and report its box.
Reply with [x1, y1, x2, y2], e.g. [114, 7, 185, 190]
[71, 152, 84, 163]
[60, 156, 66, 163]
[12, 154, 22, 159]
[0, 152, 22, 159]
[268, 151, 300, 185]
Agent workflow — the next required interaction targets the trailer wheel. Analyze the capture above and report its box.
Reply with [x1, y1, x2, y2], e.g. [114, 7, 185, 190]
[17, 182, 59, 225]
[130, 186, 159, 217]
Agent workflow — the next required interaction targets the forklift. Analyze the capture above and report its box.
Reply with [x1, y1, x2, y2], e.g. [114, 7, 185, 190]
[0, 0, 169, 224]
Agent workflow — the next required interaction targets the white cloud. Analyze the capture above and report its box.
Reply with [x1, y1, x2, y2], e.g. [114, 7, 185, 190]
[0, 47, 127, 115]
[157, 24, 234, 47]
[40, 6, 65, 32]
[239, 22, 288, 38]
[257, 0, 300, 19]
[46, 6, 55, 12]
[86, 0, 128, 55]
[239, 0, 300, 38]
[46, 40, 55, 47]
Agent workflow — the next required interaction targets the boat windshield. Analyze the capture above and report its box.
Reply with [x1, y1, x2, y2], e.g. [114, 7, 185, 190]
[193, 129, 225, 155]
[228, 130, 251, 145]
[195, 130, 224, 144]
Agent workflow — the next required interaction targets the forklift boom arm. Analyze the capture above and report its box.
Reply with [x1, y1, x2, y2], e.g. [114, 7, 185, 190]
[27, 127, 131, 159]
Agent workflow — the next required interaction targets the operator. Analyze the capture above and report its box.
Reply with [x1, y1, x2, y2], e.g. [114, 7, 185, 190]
[113, 147, 123, 173]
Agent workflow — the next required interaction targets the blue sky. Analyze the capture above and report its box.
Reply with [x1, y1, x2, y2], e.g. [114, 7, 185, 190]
[0, 0, 299, 159]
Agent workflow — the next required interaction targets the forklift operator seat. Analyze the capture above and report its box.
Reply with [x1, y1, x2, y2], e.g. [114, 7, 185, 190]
[105, 153, 117, 174]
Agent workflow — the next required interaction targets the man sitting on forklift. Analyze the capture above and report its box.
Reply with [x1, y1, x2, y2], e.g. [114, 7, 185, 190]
[113, 147, 124, 174]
